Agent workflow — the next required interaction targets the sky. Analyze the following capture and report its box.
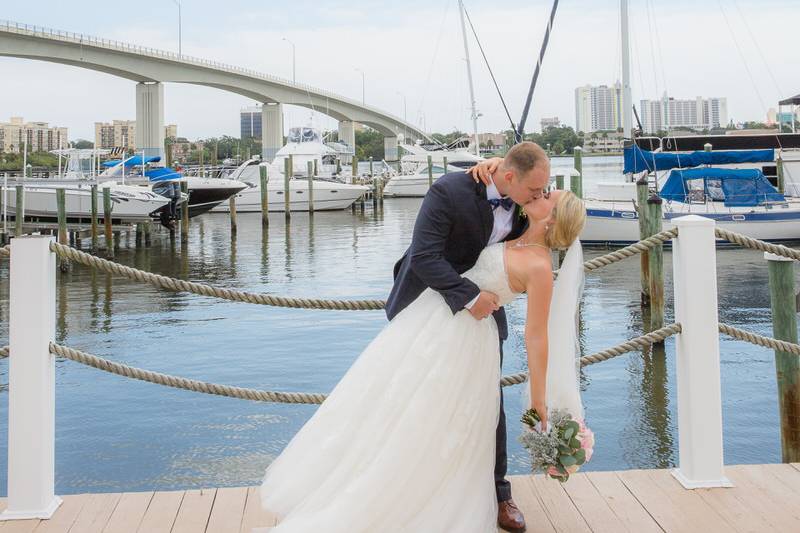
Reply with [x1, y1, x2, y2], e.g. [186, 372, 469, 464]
[1, 0, 798, 142]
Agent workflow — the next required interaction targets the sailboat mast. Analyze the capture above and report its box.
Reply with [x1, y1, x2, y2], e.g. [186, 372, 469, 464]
[458, 0, 481, 157]
[621, 0, 633, 139]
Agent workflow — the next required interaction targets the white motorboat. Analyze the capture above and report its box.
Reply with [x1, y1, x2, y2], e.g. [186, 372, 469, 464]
[2, 179, 170, 222]
[214, 157, 368, 212]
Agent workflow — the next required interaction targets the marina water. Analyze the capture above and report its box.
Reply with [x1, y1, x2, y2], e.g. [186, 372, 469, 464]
[0, 155, 794, 494]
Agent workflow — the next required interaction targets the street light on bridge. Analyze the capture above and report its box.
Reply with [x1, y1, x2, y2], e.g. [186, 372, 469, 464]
[171, 0, 182, 58]
[282, 37, 296, 83]
[355, 68, 365, 105]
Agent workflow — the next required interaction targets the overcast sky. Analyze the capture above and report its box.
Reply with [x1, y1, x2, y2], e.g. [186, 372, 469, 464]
[1, 0, 797, 141]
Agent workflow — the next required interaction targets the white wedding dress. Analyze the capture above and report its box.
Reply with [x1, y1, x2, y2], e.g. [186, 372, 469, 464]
[258, 240, 584, 533]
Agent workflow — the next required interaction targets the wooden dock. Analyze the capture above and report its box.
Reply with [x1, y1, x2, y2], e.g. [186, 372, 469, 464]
[1, 464, 799, 532]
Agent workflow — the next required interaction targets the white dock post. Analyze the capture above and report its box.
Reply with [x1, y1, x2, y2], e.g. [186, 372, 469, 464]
[670, 215, 732, 489]
[1, 235, 62, 520]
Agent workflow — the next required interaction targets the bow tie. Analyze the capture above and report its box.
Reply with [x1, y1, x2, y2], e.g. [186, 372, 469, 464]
[488, 197, 514, 211]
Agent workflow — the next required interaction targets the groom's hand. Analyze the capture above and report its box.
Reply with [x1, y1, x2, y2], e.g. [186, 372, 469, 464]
[468, 291, 500, 320]
[467, 157, 504, 186]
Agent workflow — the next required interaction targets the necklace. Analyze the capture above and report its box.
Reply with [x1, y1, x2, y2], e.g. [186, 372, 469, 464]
[511, 240, 549, 250]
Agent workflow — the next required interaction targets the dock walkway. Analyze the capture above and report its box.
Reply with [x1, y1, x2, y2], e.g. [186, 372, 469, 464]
[1, 464, 799, 532]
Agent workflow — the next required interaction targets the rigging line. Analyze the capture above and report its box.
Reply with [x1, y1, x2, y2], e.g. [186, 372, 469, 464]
[732, 0, 783, 97]
[417, 0, 452, 120]
[643, 0, 660, 100]
[516, 0, 560, 143]
[462, 4, 515, 132]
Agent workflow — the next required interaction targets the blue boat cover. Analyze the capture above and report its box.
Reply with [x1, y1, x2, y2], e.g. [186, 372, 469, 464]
[660, 167, 785, 207]
[623, 145, 774, 173]
[102, 155, 162, 167]
[145, 167, 182, 182]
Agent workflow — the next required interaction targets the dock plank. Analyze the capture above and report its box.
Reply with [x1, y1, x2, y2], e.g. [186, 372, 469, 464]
[102, 491, 153, 533]
[205, 487, 247, 533]
[136, 490, 184, 533]
[528, 474, 592, 533]
[760, 462, 800, 496]
[561, 472, 628, 533]
[34, 495, 90, 533]
[238, 488, 276, 533]
[170, 489, 216, 533]
[725, 464, 800, 523]
[584, 471, 662, 533]
[67, 493, 122, 533]
[506, 475, 556, 533]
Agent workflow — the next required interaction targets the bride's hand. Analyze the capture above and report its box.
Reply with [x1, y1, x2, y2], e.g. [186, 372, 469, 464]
[533, 399, 548, 431]
[467, 157, 503, 186]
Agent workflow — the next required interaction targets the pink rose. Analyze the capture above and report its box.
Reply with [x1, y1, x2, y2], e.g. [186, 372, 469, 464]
[565, 464, 580, 475]
[547, 466, 560, 477]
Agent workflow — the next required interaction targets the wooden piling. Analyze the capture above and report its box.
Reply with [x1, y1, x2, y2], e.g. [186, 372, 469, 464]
[766, 253, 800, 462]
[637, 178, 650, 305]
[307, 160, 315, 214]
[369, 156, 374, 177]
[259, 165, 269, 227]
[572, 147, 583, 198]
[57, 188, 70, 272]
[647, 195, 664, 333]
[180, 181, 189, 241]
[135, 223, 143, 247]
[777, 154, 785, 194]
[90, 184, 99, 251]
[427, 155, 433, 188]
[284, 156, 292, 219]
[15, 185, 23, 237]
[556, 174, 564, 191]
[443, 156, 448, 174]
[229, 196, 237, 234]
[144, 220, 152, 247]
[103, 187, 113, 258]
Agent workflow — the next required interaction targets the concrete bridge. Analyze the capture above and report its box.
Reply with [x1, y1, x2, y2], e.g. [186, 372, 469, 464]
[0, 20, 429, 162]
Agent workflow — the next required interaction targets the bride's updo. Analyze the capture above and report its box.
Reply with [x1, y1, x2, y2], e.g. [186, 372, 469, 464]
[545, 191, 586, 249]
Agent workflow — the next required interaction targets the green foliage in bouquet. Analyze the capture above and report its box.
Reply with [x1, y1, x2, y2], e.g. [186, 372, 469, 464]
[519, 408, 589, 483]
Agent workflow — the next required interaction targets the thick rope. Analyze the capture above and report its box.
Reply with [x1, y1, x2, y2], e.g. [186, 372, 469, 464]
[0, 245, 9, 258]
[718, 323, 800, 356]
[0, 345, 7, 357]
[48, 242, 385, 311]
[582, 228, 678, 272]
[715, 228, 800, 261]
[46, 343, 329, 405]
[499, 323, 683, 386]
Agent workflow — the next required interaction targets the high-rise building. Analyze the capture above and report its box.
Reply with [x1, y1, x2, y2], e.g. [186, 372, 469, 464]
[0, 116, 68, 154]
[241, 106, 262, 139]
[640, 95, 728, 133]
[574, 83, 622, 133]
[94, 120, 177, 151]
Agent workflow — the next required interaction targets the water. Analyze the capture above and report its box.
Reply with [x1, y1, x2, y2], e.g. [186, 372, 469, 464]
[0, 155, 794, 495]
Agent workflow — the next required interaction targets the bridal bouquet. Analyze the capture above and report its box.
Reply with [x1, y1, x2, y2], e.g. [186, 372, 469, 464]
[519, 408, 594, 482]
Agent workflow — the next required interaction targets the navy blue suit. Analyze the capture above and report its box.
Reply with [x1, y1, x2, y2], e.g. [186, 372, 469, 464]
[386, 171, 527, 502]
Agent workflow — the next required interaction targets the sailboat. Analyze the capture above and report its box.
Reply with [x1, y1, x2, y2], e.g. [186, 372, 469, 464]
[579, 0, 800, 245]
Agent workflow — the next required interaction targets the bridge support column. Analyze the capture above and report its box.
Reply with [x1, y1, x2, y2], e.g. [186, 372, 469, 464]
[261, 103, 284, 162]
[384, 135, 399, 162]
[338, 121, 355, 164]
[135, 82, 165, 164]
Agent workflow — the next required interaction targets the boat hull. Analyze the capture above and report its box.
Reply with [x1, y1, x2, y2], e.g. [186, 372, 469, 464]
[211, 180, 368, 212]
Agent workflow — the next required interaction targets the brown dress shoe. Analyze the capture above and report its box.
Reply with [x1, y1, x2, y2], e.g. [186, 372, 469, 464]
[498, 498, 526, 532]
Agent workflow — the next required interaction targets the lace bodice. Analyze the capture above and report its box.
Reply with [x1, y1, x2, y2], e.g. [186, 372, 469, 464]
[463, 243, 519, 306]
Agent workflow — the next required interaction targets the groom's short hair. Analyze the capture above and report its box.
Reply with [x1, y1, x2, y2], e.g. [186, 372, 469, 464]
[504, 142, 549, 179]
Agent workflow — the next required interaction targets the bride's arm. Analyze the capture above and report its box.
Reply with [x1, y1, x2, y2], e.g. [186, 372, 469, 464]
[524, 260, 554, 429]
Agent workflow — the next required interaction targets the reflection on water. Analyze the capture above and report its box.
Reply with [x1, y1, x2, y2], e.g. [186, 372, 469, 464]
[0, 156, 796, 495]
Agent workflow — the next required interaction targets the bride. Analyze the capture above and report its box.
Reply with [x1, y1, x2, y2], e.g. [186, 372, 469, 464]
[257, 189, 587, 532]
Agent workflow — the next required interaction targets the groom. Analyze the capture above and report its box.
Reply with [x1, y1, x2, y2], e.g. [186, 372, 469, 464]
[386, 141, 550, 532]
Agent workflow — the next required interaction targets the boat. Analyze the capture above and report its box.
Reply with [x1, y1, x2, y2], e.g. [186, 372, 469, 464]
[212, 126, 370, 213]
[99, 155, 247, 217]
[581, 165, 800, 245]
[214, 156, 369, 212]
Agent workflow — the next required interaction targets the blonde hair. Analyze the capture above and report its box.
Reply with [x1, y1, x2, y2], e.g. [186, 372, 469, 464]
[504, 141, 548, 178]
[544, 191, 586, 249]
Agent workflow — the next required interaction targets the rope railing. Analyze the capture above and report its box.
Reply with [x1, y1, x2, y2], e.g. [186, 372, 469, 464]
[499, 323, 683, 386]
[0, 245, 9, 258]
[0, 326, 676, 404]
[718, 323, 800, 356]
[48, 242, 386, 311]
[582, 228, 677, 272]
[715, 228, 800, 261]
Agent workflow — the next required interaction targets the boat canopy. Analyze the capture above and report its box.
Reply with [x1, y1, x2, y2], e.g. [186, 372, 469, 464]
[660, 167, 785, 207]
[778, 93, 800, 106]
[102, 155, 162, 168]
[623, 145, 774, 174]
[145, 167, 182, 181]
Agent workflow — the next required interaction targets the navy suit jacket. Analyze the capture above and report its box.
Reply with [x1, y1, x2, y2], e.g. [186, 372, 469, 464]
[385, 171, 528, 340]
